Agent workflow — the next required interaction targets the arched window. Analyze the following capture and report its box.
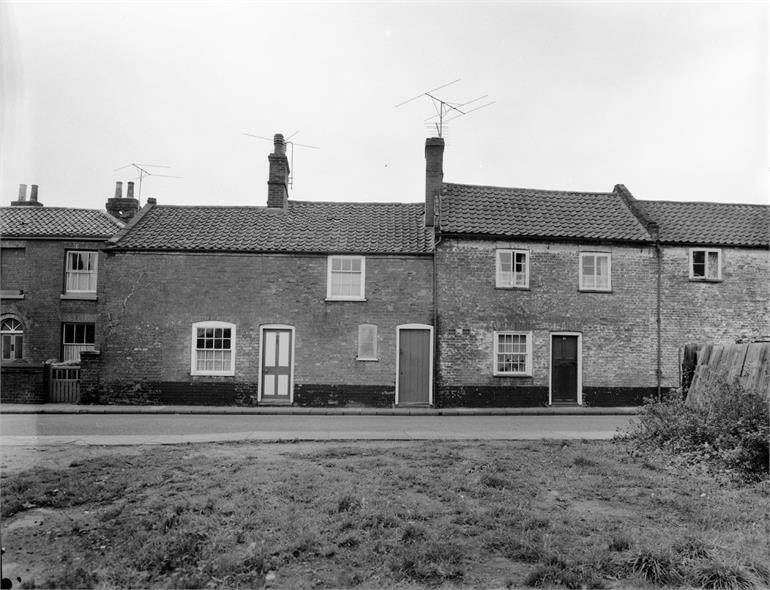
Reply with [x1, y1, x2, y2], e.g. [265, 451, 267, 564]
[1, 318, 23, 361]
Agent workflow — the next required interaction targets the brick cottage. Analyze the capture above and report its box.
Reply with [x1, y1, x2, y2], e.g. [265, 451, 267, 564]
[4, 135, 767, 406]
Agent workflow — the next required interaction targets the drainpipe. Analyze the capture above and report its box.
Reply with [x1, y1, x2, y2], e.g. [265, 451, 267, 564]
[432, 208, 442, 408]
[652, 223, 662, 400]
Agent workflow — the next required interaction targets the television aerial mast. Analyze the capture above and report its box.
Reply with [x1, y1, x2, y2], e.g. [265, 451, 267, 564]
[113, 163, 182, 199]
[243, 130, 320, 189]
[396, 79, 495, 138]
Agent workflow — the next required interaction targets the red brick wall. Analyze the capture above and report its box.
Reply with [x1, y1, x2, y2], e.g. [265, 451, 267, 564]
[435, 238, 658, 402]
[1, 239, 104, 397]
[658, 246, 770, 388]
[99, 251, 433, 402]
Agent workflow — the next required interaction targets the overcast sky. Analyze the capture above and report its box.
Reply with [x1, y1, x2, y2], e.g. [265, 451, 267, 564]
[1, 1, 767, 212]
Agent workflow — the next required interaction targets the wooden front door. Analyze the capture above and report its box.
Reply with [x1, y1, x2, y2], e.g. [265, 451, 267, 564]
[261, 328, 293, 403]
[551, 335, 578, 404]
[397, 327, 432, 405]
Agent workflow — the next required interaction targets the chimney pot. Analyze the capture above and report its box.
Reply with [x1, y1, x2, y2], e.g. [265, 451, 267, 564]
[273, 133, 286, 156]
[114, 181, 123, 199]
[17, 184, 27, 201]
[127, 181, 135, 199]
[30, 185, 39, 202]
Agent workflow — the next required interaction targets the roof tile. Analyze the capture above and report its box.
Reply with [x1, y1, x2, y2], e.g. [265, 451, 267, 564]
[0, 207, 123, 238]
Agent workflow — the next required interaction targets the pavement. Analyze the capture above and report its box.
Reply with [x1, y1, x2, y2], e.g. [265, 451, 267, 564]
[0, 404, 637, 446]
[0, 403, 639, 415]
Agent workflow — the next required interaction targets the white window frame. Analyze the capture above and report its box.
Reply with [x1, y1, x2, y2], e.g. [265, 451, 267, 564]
[64, 250, 98, 294]
[62, 322, 96, 362]
[579, 252, 612, 292]
[1, 318, 23, 361]
[357, 324, 378, 361]
[326, 255, 366, 301]
[689, 248, 722, 281]
[493, 331, 533, 377]
[191, 321, 236, 376]
[496, 249, 530, 289]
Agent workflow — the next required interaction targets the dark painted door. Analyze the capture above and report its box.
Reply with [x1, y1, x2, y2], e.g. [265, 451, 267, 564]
[551, 335, 578, 403]
[398, 329, 431, 405]
[262, 329, 292, 402]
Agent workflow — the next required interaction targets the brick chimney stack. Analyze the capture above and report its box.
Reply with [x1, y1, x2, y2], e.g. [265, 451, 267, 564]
[11, 183, 43, 207]
[424, 137, 444, 227]
[106, 180, 140, 223]
[267, 133, 290, 209]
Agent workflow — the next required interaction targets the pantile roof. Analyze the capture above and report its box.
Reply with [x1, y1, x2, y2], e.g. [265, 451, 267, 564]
[0, 207, 123, 239]
[110, 201, 433, 254]
[439, 183, 652, 242]
[636, 201, 769, 247]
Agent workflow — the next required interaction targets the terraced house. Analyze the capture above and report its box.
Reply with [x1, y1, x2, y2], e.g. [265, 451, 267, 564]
[6, 135, 767, 406]
[0, 184, 124, 402]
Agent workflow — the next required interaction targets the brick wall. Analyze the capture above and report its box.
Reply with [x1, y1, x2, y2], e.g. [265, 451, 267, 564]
[658, 246, 769, 388]
[0, 365, 46, 403]
[435, 238, 658, 406]
[98, 251, 433, 405]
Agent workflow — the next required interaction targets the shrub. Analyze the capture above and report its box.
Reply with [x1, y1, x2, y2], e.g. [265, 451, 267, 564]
[624, 378, 769, 480]
[689, 563, 754, 590]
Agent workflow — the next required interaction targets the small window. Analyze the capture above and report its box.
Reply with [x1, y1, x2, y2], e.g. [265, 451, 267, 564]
[357, 324, 378, 361]
[62, 323, 96, 362]
[327, 256, 365, 300]
[690, 249, 721, 281]
[1, 318, 23, 361]
[579, 253, 611, 291]
[65, 251, 98, 293]
[494, 331, 532, 376]
[496, 249, 529, 288]
[191, 321, 236, 376]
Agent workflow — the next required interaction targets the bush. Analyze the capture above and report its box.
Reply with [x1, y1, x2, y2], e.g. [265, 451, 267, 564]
[625, 378, 769, 480]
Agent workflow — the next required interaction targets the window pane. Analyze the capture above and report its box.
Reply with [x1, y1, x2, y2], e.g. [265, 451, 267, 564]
[706, 252, 719, 279]
[499, 251, 512, 273]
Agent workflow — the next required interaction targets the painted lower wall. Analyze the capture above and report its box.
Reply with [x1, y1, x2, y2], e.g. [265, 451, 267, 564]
[95, 250, 433, 405]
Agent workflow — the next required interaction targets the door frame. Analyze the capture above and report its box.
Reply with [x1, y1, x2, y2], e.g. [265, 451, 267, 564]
[549, 332, 582, 405]
[395, 323, 434, 406]
[257, 324, 295, 403]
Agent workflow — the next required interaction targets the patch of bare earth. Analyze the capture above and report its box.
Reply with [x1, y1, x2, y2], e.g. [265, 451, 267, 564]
[1, 440, 768, 589]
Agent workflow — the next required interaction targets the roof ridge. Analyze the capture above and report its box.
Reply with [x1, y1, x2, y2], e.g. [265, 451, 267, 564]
[443, 181, 615, 196]
[639, 199, 770, 208]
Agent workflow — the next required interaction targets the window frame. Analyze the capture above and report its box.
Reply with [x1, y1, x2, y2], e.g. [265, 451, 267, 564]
[326, 255, 366, 301]
[689, 248, 722, 281]
[356, 324, 378, 361]
[493, 331, 533, 377]
[190, 321, 236, 376]
[1, 318, 23, 361]
[61, 322, 96, 362]
[64, 250, 99, 294]
[579, 252, 612, 292]
[496, 249, 530, 289]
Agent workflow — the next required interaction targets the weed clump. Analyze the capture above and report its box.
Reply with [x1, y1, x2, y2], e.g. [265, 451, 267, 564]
[628, 550, 682, 586]
[690, 563, 754, 589]
[624, 378, 769, 480]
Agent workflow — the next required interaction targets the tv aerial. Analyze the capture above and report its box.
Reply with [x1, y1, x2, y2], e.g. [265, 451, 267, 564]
[396, 79, 495, 138]
[113, 163, 182, 199]
[243, 130, 320, 189]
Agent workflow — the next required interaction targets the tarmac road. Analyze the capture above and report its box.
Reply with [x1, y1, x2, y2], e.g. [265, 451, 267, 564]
[0, 413, 633, 445]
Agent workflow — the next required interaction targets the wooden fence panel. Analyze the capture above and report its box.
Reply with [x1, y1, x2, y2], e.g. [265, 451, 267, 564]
[49, 365, 80, 403]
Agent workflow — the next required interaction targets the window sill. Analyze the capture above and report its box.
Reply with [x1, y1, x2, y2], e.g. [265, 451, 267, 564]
[61, 293, 97, 301]
[356, 357, 379, 362]
[495, 286, 530, 291]
[325, 297, 367, 302]
[0, 290, 24, 300]
[578, 288, 612, 293]
[191, 371, 236, 377]
[689, 278, 723, 283]
[493, 372, 532, 378]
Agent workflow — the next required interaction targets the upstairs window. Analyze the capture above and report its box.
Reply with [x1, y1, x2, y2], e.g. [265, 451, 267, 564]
[690, 249, 721, 281]
[494, 331, 532, 376]
[496, 249, 529, 288]
[1, 318, 23, 361]
[357, 324, 378, 360]
[579, 252, 611, 291]
[327, 256, 365, 300]
[191, 321, 236, 376]
[62, 323, 96, 362]
[65, 251, 98, 293]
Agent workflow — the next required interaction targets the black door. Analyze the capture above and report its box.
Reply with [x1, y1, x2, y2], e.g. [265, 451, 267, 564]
[551, 335, 578, 403]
